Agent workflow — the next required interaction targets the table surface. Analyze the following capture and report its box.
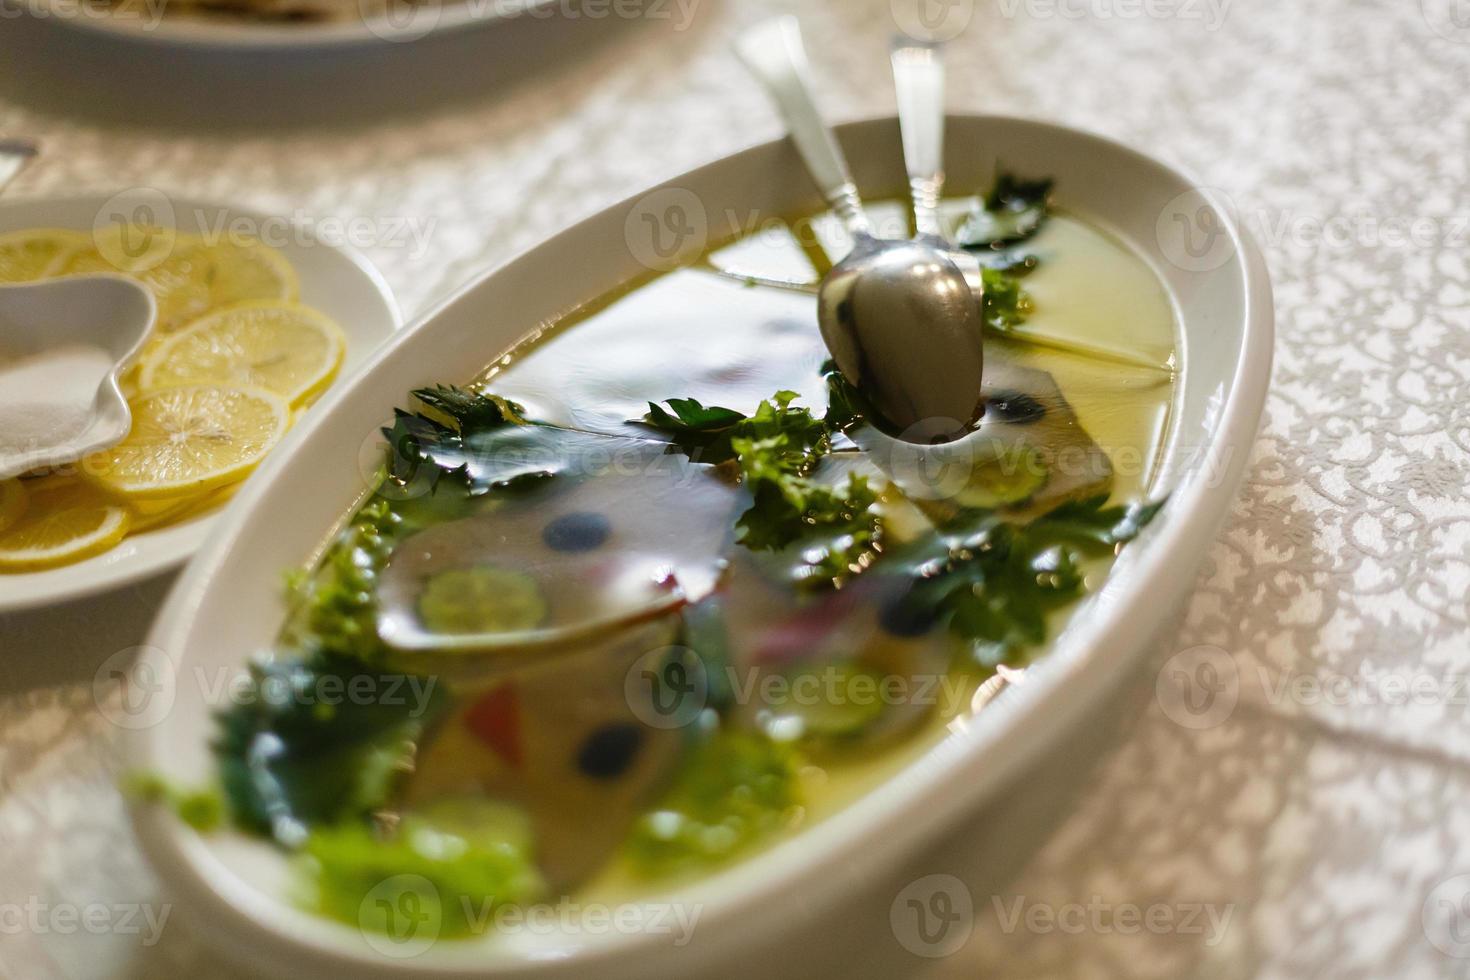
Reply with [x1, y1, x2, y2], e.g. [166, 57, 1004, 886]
[1, 1, 1468, 977]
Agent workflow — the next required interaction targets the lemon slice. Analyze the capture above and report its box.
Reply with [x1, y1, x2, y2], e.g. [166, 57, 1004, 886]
[54, 224, 185, 277]
[0, 479, 131, 571]
[0, 229, 86, 283]
[147, 238, 300, 333]
[200, 481, 241, 509]
[129, 481, 239, 533]
[57, 231, 300, 333]
[83, 384, 289, 499]
[211, 238, 298, 301]
[0, 480, 27, 534]
[128, 493, 206, 533]
[139, 301, 346, 406]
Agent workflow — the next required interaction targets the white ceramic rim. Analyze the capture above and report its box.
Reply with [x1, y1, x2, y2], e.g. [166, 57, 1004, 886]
[127, 114, 1274, 977]
[0, 194, 401, 612]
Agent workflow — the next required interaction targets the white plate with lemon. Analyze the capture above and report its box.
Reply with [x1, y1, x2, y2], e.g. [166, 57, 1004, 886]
[0, 194, 400, 612]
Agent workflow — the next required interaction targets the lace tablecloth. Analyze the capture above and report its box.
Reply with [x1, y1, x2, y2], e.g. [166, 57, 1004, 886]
[1, 1, 1467, 976]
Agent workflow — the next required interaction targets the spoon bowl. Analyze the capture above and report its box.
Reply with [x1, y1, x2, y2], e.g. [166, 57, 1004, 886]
[818, 237, 984, 437]
[0, 274, 156, 481]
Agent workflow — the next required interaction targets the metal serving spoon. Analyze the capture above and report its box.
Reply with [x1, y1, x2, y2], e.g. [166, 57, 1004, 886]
[735, 18, 984, 441]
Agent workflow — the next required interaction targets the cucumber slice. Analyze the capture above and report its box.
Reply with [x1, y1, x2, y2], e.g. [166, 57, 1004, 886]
[955, 441, 1048, 509]
[763, 662, 887, 741]
[416, 565, 547, 636]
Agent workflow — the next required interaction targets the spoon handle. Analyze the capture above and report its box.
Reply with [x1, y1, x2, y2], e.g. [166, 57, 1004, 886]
[891, 40, 946, 240]
[0, 139, 38, 197]
[735, 17, 872, 238]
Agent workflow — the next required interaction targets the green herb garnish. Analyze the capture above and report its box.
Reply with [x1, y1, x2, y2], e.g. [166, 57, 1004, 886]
[888, 494, 1165, 666]
[383, 385, 560, 494]
[958, 172, 1054, 250]
[637, 390, 830, 467]
[639, 396, 750, 462]
[820, 359, 869, 432]
[123, 772, 226, 831]
[283, 498, 402, 664]
[954, 172, 1051, 334]
[412, 384, 528, 429]
[735, 465, 881, 587]
[627, 731, 801, 878]
[644, 391, 881, 588]
[725, 390, 831, 465]
[305, 799, 545, 937]
[213, 652, 446, 846]
[980, 265, 1034, 334]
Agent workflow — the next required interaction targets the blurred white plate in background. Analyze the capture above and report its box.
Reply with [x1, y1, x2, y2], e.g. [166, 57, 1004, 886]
[0, 193, 400, 612]
[22, 0, 554, 51]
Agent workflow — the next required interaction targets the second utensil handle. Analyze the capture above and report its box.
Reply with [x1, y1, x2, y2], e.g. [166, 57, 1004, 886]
[891, 41, 946, 239]
[735, 17, 871, 237]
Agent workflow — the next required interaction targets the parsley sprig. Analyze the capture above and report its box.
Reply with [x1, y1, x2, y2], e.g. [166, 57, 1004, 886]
[980, 266, 1032, 334]
[639, 397, 751, 462]
[955, 172, 1054, 335]
[381, 385, 544, 493]
[888, 494, 1165, 665]
[641, 391, 882, 588]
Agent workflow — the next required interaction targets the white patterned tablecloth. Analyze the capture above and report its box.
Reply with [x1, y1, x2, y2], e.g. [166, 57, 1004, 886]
[0, 1, 1467, 977]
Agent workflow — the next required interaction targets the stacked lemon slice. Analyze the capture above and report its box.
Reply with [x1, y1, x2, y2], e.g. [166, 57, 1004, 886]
[0, 228, 88, 283]
[0, 226, 347, 571]
[54, 229, 301, 334]
[0, 479, 131, 571]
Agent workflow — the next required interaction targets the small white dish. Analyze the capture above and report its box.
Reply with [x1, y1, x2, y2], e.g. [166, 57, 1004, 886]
[128, 115, 1272, 978]
[0, 275, 156, 481]
[0, 194, 401, 613]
